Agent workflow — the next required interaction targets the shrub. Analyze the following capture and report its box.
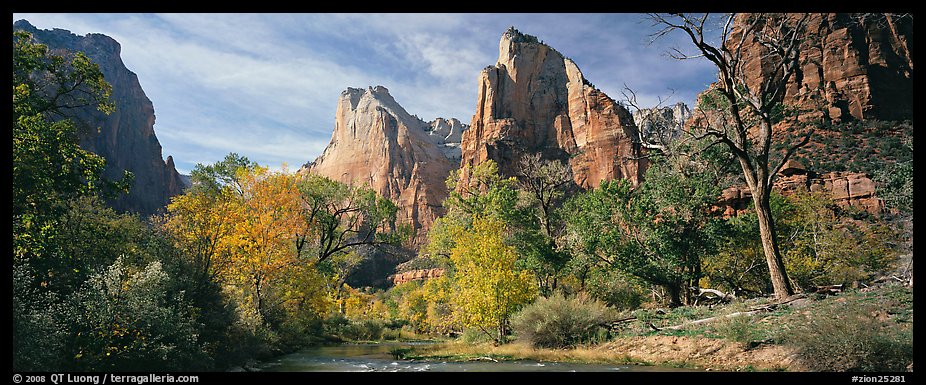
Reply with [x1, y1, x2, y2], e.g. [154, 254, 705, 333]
[511, 294, 614, 348]
[784, 301, 912, 372]
[715, 315, 763, 344]
[461, 327, 496, 345]
[351, 319, 385, 341]
[13, 259, 67, 371]
[323, 315, 385, 341]
[67, 257, 208, 371]
[585, 270, 647, 311]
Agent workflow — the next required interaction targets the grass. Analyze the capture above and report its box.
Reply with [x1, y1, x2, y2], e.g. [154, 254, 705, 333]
[403, 339, 650, 366]
[400, 283, 913, 371]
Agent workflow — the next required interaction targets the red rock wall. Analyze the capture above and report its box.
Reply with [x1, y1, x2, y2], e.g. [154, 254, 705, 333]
[460, 28, 644, 190]
[390, 268, 446, 286]
[717, 168, 882, 218]
[16, 20, 186, 215]
[304, 87, 457, 247]
[735, 13, 913, 122]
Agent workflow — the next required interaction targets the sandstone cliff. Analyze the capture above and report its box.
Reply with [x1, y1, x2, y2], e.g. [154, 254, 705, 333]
[301, 86, 462, 247]
[734, 13, 913, 122]
[706, 13, 911, 217]
[15, 20, 186, 215]
[717, 160, 882, 217]
[461, 27, 644, 189]
[390, 268, 446, 286]
[426, 117, 468, 161]
[632, 102, 691, 147]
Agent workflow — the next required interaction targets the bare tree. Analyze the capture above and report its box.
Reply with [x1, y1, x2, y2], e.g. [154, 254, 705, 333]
[647, 13, 824, 299]
[515, 153, 574, 240]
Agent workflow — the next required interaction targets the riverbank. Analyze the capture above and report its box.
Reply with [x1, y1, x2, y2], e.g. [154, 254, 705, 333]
[258, 341, 683, 372]
[402, 337, 796, 371]
[402, 283, 913, 372]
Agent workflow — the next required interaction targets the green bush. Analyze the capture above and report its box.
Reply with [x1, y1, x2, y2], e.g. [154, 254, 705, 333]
[715, 315, 763, 344]
[323, 315, 386, 341]
[13, 259, 67, 371]
[66, 257, 208, 371]
[511, 294, 614, 348]
[784, 301, 912, 372]
[461, 327, 496, 345]
[585, 270, 647, 311]
[351, 319, 385, 341]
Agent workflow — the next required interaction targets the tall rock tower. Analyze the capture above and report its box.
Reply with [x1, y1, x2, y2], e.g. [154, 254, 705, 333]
[14, 20, 187, 215]
[461, 27, 645, 189]
[301, 86, 465, 247]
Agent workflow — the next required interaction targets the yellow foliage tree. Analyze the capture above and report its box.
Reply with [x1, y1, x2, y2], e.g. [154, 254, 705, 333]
[163, 187, 240, 285]
[338, 286, 389, 322]
[227, 167, 316, 323]
[450, 216, 536, 343]
[421, 276, 459, 335]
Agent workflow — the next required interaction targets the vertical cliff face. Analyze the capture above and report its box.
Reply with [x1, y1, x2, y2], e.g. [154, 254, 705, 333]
[735, 13, 913, 122]
[710, 13, 912, 217]
[633, 103, 691, 132]
[461, 27, 644, 189]
[14, 20, 186, 215]
[301, 86, 462, 247]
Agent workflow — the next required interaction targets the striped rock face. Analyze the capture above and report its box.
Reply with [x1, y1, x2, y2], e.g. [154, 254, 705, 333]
[460, 27, 645, 190]
[302, 86, 463, 247]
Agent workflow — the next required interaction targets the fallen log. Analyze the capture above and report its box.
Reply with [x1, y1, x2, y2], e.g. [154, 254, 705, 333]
[599, 316, 638, 331]
[814, 284, 843, 295]
[690, 287, 735, 306]
[659, 295, 808, 331]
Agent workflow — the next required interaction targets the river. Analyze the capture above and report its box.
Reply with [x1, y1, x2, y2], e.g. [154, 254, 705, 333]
[258, 342, 687, 372]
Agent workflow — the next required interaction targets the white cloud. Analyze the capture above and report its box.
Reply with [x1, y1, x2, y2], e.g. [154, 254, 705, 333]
[13, 13, 717, 174]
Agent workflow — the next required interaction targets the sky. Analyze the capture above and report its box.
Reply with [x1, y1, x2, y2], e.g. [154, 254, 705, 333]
[13, 13, 717, 174]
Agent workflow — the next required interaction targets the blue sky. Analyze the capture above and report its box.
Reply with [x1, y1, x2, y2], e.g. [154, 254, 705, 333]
[14, 13, 717, 174]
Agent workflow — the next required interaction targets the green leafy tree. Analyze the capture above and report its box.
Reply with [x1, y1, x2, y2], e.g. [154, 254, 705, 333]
[874, 139, 913, 215]
[565, 157, 722, 307]
[426, 160, 519, 259]
[296, 173, 402, 264]
[778, 191, 898, 290]
[511, 154, 575, 297]
[13, 30, 125, 263]
[704, 193, 791, 296]
[648, 13, 827, 298]
[188, 152, 257, 196]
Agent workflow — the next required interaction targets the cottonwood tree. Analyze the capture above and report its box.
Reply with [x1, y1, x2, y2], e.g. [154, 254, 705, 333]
[162, 153, 257, 288]
[230, 168, 304, 322]
[647, 13, 822, 298]
[295, 173, 402, 264]
[564, 157, 723, 307]
[450, 216, 536, 343]
[512, 154, 575, 296]
[426, 160, 519, 259]
[13, 31, 121, 260]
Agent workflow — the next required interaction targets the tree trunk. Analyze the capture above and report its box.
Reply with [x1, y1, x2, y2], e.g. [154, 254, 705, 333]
[497, 320, 506, 345]
[255, 275, 265, 321]
[753, 192, 795, 299]
[666, 283, 683, 308]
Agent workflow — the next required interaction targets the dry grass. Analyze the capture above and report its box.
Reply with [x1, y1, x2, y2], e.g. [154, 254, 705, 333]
[409, 337, 795, 371]
[406, 284, 913, 372]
